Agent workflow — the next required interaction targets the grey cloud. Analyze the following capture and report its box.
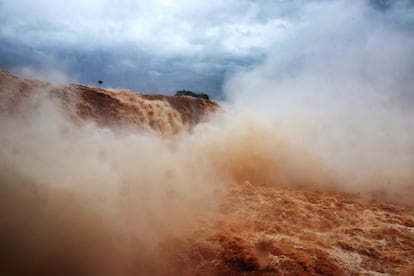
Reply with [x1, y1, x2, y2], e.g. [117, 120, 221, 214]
[0, 0, 413, 99]
[2, 0, 289, 96]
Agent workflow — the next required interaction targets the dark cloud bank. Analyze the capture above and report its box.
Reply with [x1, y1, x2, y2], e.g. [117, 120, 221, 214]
[0, 0, 413, 100]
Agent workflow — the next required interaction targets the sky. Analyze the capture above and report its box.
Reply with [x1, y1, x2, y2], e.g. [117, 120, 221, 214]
[0, 0, 413, 99]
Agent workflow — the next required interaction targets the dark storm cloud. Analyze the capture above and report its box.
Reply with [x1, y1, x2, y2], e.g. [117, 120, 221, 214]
[0, 0, 301, 97]
[0, 0, 413, 98]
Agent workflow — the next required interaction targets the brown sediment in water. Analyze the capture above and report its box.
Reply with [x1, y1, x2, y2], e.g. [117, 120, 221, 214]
[0, 69, 218, 135]
[186, 184, 414, 275]
[0, 70, 413, 275]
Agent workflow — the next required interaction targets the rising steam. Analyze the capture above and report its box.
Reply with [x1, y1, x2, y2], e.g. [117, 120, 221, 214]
[224, 0, 414, 201]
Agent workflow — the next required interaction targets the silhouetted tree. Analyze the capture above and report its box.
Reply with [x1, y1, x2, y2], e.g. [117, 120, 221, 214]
[175, 90, 209, 100]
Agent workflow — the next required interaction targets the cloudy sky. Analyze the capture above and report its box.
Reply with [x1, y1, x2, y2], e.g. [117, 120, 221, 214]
[0, 0, 413, 99]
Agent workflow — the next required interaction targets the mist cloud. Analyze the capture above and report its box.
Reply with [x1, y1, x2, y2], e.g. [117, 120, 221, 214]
[1, 0, 413, 184]
[224, 0, 414, 196]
